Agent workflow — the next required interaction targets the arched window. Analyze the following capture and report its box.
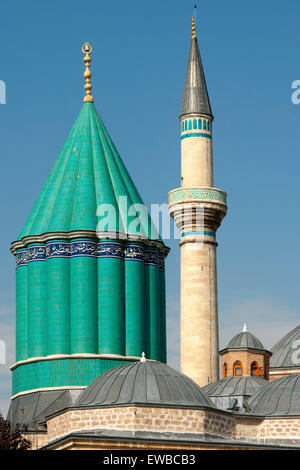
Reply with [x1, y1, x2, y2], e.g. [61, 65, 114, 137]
[203, 120, 207, 130]
[198, 119, 202, 129]
[251, 361, 259, 376]
[188, 119, 192, 130]
[184, 120, 187, 131]
[223, 362, 227, 378]
[193, 118, 197, 129]
[207, 121, 210, 131]
[181, 121, 184, 132]
[233, 361, 242, 376]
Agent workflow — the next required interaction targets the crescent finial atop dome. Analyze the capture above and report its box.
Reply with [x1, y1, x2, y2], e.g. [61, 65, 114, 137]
[82, 42, 94, 103]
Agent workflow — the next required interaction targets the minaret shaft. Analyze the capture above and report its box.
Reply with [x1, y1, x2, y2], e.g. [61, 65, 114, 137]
[169, 32, 227, 387]
[180, 240, 219, 384]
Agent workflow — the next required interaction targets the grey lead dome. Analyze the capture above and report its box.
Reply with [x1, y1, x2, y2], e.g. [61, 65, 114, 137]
[270, 325, 300, 368]
[75, 361, 215, 409]
[203, 376, 268, 398]
[226, 331, 265, 350]
[247, 374, 300, 416]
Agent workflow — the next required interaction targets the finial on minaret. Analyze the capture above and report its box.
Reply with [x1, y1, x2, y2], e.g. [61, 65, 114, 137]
[140, 352, 146, 363]
[192, 5, 196, 39]
[82, 42, 94, 103]
[243, 323, 247, 332]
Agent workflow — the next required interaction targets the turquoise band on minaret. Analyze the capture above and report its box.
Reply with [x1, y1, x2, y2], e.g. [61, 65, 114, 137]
[181, 132, 212, 140]
[181, 231, 216, 238]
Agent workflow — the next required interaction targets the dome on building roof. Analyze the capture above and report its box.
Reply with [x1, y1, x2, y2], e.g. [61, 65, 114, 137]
[246, 374, 300, 416]
[75, 361, 215, 409]
[225, 330, 265, 351]
[203, 376, 268, 398]
[270, 325, 300, 369]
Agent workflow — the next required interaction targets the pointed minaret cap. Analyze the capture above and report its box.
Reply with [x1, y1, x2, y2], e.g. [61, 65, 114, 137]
[140, 352, 146, 363]
[180, 13, 213, 119]
[243, 323, 247, 332]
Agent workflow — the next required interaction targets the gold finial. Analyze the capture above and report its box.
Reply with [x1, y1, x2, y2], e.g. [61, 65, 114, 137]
[82, 42, 94, 103]
[192, 5, 196, 39]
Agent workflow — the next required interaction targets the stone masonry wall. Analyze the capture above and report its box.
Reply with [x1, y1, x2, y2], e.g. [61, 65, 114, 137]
[47, 406, 235, 444]
[269, 373, 289, 382]
[235, 416, 300, 445]
[26, 432, 48, 450]
[39, 405, 300, 448]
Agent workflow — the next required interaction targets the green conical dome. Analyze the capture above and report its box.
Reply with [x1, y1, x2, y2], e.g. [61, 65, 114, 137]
[11, 100, 168, 400]
[18, 102, 158, 241]
[10, 45, 169, 430]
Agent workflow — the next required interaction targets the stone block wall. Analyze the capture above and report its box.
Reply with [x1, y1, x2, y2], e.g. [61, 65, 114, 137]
[234, 416, 300, 445]
[269, 373, 289, 382]
[26, 432, 48, 450]
[47, 406, 235, 444]
[34, 405, 300, 449]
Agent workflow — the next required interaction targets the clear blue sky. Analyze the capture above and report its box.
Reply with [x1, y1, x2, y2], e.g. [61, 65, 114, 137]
[0, 0, 300, 414]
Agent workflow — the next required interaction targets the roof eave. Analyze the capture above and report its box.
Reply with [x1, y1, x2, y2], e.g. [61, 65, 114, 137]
[219, 347, 272, 356]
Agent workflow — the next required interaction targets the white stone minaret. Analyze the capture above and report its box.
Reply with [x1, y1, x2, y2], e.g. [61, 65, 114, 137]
[169, 16, 227, 386]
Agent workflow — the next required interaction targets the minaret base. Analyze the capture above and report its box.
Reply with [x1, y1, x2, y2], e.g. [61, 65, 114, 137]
[180, 238, 219, 386]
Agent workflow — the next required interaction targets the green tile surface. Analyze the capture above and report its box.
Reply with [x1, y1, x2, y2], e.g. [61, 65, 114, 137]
[12, 358, 130, 395]
[13, 102, 167, 396]
[18, 102, 160, 240]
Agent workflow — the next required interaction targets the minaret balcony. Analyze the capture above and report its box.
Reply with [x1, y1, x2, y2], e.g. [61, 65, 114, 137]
[169, 187, 227, 236]
[169, 187, 227, 206]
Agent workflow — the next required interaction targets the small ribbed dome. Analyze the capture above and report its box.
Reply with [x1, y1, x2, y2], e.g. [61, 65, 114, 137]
[226, 331, 265, 350]
[75, 361, 215, 409]
[203, 376, 268, 398]
[247, 374, 300, 416]
[270, 325, 300, 368]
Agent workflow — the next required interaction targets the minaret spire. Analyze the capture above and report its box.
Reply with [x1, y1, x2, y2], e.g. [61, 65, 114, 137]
[82, 42, 94, 103]
[169, 14, 227, 387]
[181, 8, 212, 118]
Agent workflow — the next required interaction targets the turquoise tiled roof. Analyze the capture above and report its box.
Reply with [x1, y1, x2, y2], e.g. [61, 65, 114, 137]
[18, 102, 158, 240]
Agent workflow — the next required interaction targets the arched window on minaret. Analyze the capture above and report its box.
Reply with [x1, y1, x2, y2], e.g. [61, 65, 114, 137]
[207, 121, 210, 131]
[198, 119, 202, 129]
[203, 120, 207, 130]
[251, 361, 259, 376]
[233, 361, 242, 376]
[223, 362, 227, 378]
[182, 121, 184, 132]
[193, 119, 197, 129]
[184, 120, 187, 131]
[188, 119, 192, 130]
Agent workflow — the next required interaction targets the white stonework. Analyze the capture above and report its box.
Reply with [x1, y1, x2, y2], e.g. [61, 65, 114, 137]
[169, 111, 227, 387]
